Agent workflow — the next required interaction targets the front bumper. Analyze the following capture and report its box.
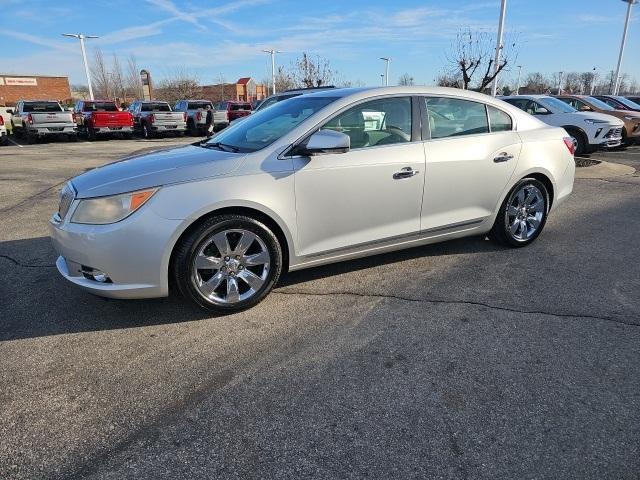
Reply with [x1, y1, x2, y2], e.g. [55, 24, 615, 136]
[594, 126, 623, 149]
[49, 207, 182, 299]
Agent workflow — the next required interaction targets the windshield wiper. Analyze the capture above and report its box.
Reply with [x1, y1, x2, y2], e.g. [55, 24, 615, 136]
[202, 142, 240, 153]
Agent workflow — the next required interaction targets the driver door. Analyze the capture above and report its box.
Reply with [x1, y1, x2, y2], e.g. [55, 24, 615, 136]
[293, 96, 426, 257]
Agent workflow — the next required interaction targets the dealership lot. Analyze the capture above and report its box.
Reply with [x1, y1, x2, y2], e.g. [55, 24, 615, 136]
[1, 141, 639, 479]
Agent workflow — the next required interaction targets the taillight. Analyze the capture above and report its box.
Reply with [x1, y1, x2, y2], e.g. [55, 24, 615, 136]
[0, 116, 4, 126]
[27, 114, 33, 125]
[128, 112, 134, 126]
[196, 111, 202, 121]
[183, 112, 187, 123]
[563, 137, 576, 156]
[149, 114, 155, 124]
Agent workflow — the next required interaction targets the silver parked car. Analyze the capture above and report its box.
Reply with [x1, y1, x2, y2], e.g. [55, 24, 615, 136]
[50, 87, 576, 312]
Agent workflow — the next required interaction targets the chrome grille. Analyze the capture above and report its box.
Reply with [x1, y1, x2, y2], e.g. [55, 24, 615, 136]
[605, 127, 623, 138]
[58, 183, 75, 220]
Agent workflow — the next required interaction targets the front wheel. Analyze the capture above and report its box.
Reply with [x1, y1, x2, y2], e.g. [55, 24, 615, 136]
[173, 215, 283, 312]
[489, 178, 549, 247]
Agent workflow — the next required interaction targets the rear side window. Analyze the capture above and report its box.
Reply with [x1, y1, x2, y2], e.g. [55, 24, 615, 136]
[141, 103, 171, 112]
[487, 105, 512, 132]
[425, 97, 489, 139]
[187, 102, 212, 110]
[22, 102, 62, 113]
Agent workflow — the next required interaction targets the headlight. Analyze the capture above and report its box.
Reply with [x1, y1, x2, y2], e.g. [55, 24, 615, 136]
[584, 118, 608, 124]
[70, 188, 158, 224]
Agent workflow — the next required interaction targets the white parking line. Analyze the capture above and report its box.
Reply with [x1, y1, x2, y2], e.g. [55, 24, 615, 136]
[8, 138, 23, 148]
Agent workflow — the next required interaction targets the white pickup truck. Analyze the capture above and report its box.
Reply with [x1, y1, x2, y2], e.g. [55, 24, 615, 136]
[12, 100, 77, 142]
[173, 99, 227, 136]
[501, 95, 623, 155]
[128, 101, 187, 138]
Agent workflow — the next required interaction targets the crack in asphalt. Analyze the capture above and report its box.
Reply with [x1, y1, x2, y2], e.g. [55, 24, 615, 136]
[273, 289, 639, 327]
[0, 254, 55, 268]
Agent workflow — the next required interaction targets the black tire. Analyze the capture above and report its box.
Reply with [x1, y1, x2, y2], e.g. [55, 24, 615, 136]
[567, 129, 588, 156]
[187, 119, 198, 136]
[142, 122, 152, 139]
[173, 215, 283, 312]
[68, 133, 78, 142]
[489, 178, 549, 248]
[86, 127, 96, 141]
[0, 135, 8, 146]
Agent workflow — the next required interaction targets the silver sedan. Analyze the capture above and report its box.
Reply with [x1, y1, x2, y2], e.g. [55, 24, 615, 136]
[50, 87, 576, 312]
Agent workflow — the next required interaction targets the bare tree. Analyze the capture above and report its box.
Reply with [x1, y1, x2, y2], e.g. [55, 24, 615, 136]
[521, 72, 552, 94]
[398, 73, 415, 86]
[444, 28, 518, 91]
[291, 53, 335, 88]
[126, 54, 143, 101]
[110, 54, 126, 102]
[435, 72, 462, 88]
[155, 68, 201, 104]
[91, 48, 113, 99]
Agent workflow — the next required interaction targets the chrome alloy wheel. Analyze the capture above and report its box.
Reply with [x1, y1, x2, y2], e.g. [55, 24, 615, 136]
[191, 229, 270, 304]
[505, 184, 545, 242]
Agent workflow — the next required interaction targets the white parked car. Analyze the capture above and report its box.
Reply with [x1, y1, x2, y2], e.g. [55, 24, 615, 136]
[50, 87, 575, 312]
[501, 95, 623, 155]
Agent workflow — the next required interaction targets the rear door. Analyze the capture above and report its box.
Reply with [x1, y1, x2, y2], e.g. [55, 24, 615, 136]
[293, 96, 426, 257]
[420, 97, 520, 231]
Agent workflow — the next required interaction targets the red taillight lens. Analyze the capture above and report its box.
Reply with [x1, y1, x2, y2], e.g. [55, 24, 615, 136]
[128, 113, 134, 126]
[27, 114, 33, 125]
[0, 116, 4, 126]
[563, 137, 576, 156]
[196, 111, 202, 121]
[149, 114, 155, 124]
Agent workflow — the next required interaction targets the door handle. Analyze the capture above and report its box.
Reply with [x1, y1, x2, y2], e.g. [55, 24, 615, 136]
[393, 167, 419, 179]
[493, 152, 514, 163]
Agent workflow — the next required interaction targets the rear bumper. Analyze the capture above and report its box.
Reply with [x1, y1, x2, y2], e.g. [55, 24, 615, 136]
[93, 126, 134, 134]
[30, 125, 77, 136]
[151, 124, 186, 132]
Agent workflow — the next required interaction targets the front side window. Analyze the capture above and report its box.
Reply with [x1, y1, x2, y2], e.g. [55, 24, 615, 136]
[584, 97, 615, 111]
[205, 95, 338, 152]
[426, 97, 488, 139]
[487, 105, 512, 132]
[321, 97, 412, 149]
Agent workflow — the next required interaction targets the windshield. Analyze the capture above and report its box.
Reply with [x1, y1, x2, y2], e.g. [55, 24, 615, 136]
[584, 97, 615, 111]
[205, 96, 338, 153]
[538, 97, 576, 113]
[23, 102, 62, 113]
[141, 103, 171, 112]
[613, 96, 640, 110]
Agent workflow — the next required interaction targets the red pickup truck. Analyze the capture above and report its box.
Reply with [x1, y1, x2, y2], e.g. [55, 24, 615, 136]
[214, 101, 252, 123]
[73, 100, 134, 140]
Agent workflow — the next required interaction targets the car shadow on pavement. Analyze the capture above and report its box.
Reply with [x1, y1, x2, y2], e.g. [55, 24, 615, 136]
[0, 234, 501, 341]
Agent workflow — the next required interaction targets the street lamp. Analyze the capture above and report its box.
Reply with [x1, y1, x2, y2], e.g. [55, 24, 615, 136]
[515, 65, 523, 95]
[490, 0, 508, 96]
[613, 0, 638, 95]
[262, 48, 282, 95]
[590, 67, 598, 95]
[380, 57, 391, 86]
[62, 33, 99, 100]
[557, 71, 564, 95]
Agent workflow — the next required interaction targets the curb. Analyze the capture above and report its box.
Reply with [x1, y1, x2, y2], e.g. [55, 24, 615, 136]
[575, 160, 636, 179]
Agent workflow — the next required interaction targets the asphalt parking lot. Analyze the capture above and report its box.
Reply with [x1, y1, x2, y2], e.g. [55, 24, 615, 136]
[1, 138, 639, 479]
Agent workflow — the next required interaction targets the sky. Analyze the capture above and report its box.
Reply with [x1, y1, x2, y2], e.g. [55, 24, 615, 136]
[0, 0, 638, 88]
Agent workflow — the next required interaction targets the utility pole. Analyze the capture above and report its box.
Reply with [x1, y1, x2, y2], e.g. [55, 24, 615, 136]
[380, 57, 391, 86]
[219, 74, 225, 101]
[490, 0, 507, 96]
[262, 48, 281, 95]
[62, 33, 99, 100]
[515, 65, 523, 94]
[614, 0, 638, 95]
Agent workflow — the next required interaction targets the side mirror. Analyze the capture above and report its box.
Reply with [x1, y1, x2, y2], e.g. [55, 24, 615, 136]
[579, 105, 592, 112]
[534, 107, 550, 115]
[296, 130, 350, 156]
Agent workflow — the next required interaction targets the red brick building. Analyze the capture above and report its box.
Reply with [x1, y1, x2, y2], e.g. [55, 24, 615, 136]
[0, 74, 72, 106]
[201, 77, 267, 103]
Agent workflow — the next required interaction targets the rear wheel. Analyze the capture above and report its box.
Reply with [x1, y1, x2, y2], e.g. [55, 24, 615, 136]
[142, 122, 152, 139]
[173, 215, 283, 312]
[187, 119, 198, 136]
[489, 178, 549, 247]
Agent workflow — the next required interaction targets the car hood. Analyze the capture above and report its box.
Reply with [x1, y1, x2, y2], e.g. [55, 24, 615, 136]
[72, 144, 245, 199]
[572, 111, 624, 125]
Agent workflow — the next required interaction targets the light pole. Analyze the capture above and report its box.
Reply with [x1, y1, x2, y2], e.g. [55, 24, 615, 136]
[380, 57, 391, 86]
[490, 0, 508, 96]
[613, 0, 638, 95]
[590, 67, 598, 95]
[515, 65, 523, 94]
[557, 71, 564, 95]
[62, 33, 99, 100]
[262, 48, 281, 95]
[380, 74, 385, 85]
